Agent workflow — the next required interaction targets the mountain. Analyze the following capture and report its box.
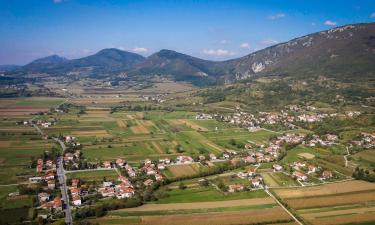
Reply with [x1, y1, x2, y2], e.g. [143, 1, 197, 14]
[128, 49, 226, 85]
[130, 23, 375, 83]
[225, 23, 375, 81]
[23, 55, 68, 72]
[21, 48, 145, 75]
[14, 22, 375, 84]
[0, 65, 22, 72]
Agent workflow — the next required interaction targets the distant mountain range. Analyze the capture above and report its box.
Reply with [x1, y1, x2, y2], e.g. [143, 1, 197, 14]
[5, 22, 375, 85]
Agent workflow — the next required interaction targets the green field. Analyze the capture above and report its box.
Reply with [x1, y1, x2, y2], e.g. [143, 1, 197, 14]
[155, 186, 268, 204]
[66, 169, 119, 181]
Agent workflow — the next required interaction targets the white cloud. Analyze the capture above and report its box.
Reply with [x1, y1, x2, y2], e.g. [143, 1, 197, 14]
[370, 12, 375, 18]
[219, 40, 230, 44]
[202, 49, 235, 57]
[268, 13, 286, 20]
[324, 20, 337, 26]
[260, 39, 279, 45]
[240, 43, 250, 49]
[132, 47, 148, 53]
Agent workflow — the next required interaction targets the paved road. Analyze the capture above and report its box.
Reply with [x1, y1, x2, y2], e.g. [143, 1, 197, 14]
[54, 138, 73, 225]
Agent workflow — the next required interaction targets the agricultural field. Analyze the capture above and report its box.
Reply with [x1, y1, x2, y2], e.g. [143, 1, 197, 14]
[272, 180, 375, 225]
[66, 169, 119, 181]
[90, 182, 293, 225]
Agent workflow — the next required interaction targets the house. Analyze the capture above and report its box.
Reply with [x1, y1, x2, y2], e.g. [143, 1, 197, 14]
[38, 192, 50, 203]
[53, 197, 62, 211]
[64, 153, 74, 161]
[144, 158, 152, 166]
[293, 171, 307, 181]
[199, 155, 206, 161]
[103, 161, 111, 168]
[44, 171, 55, 180]
[237, 172, 248, 179]
[70, 188, 81, 196]
[145, 167, 156, 175]
[159, 158, 171, 164]
[157, 164, 166, 170]
[176, 156, 193, 164]
[228, 184, 244, 192]
[99, 187, 115, 197]
[47, 180, 55, 189]
[322, 170, 333, 179]
[116, 159, 125, 168]
[243, 156, 256, 163]
[209, 154, 217, 160]
[247, 168, 256, 177]
[144, 179, 153, 186]
[71, 179, 79, 188]
[103, 181, 113, 187]
[251, 176, 262, 188]
[273, 164, 283, 171]
[45, 160, 54, 168]
[155, 174, 163, 181]
[308, 165, 317, 174]
[72, 195, 81, 206]
[117, 186, 135, 199]
[36, 165, 43, 173]
[29, 176, 42, 183]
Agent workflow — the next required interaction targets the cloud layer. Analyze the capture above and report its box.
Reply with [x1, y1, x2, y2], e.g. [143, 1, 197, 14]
[324, 20, 337, 26]
[268, 13, 286, 20]
[132, 47, 148, 53]
[202, 49, 234, 57]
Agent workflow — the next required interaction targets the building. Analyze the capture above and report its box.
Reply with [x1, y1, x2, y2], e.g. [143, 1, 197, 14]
[72, 195, 81, 206]
[293, 171, 307, 181]
[228, 184, 244, 192]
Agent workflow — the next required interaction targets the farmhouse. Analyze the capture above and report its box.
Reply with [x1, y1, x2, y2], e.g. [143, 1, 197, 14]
[72, 195, 81, 206]
[176, 156, 193, 164]
[293, 171, 307, 181]
[322, 170, 333, 179]
[228, 184, 244, 192]
[308, 165, 317, 174]
[209, 154, 217, 160]
[273, 164, 283, 171]
[38, 192, 50, 203]
[29, 176, 42, 183]
[47, 180, 55, 189]
[144, 179, 153, 186]
[251, 176, 262, 188]
[116, 158, 126, 168]
[102, 161, 111, 168]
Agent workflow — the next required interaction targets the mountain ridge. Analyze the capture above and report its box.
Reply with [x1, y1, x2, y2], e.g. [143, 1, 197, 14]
[10, 22, 375, 84]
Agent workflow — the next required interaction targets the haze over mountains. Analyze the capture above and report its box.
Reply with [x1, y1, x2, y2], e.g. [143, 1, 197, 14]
[7, 22, 375, 85]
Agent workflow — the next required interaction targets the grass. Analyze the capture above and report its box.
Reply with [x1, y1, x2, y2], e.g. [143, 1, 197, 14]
[155, 187, 267, 204]
[66, 169, 118, 181]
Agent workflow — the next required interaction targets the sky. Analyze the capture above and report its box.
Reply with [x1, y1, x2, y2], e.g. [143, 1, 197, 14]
[0, 0, 375, 65]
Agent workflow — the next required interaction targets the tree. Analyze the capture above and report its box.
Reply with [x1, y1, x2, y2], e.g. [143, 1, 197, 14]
[178, 182, 187, 190]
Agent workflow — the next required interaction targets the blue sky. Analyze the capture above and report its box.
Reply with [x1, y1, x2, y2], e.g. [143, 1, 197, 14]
[1, 0, 375, 65]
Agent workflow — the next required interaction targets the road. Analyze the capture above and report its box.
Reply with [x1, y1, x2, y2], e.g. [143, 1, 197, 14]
[28, 99, 73, 224]
[54, 138, 73, 225]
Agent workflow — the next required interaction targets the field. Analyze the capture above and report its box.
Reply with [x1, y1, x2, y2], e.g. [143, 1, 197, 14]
[66, 169, 119, 181]
[164, 163, 202, 178]
[262, 172, 300, 187]
[91, 207, 294, 225]
[272, 180, 375, 225]
[42, 106, 278, 163]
